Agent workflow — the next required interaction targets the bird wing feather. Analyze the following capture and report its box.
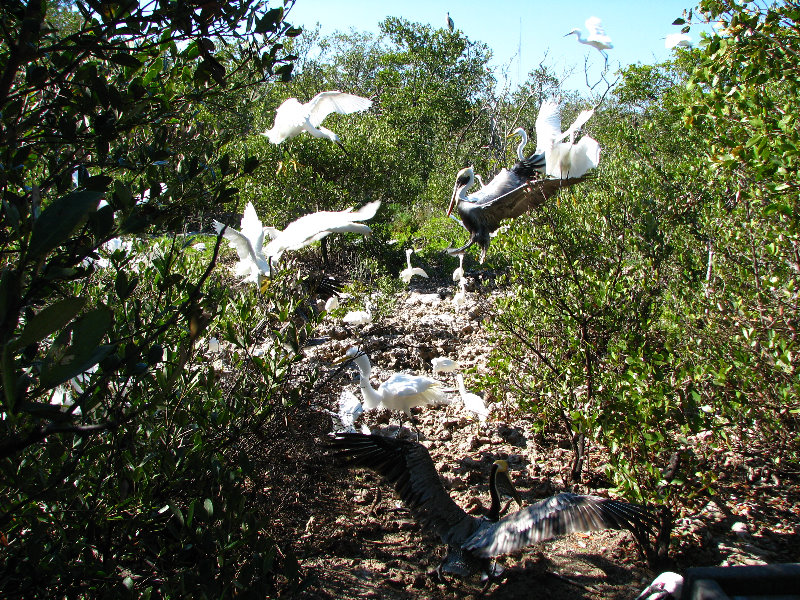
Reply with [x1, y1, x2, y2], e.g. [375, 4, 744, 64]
[307, 91, 373, 128]
[330, 434, 481, 546]
[379, 373, 441, 400]
[213, 220, 256, 263]
[265, 97, 304, 142]
[535, 100, 563, 153]
[464, 492, 656, 558]
[585, 16, 611, 42]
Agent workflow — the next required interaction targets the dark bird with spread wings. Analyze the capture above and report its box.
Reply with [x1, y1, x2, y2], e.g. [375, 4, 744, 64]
[446, 162, 590, 262]
[330, 433, 656, 581]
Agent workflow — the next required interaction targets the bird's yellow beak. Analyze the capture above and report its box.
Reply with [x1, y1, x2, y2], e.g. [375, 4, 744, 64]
[447, 182, 460, 217]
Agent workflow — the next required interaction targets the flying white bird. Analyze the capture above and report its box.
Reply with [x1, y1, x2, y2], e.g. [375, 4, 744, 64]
[213, 202, 271, 283]
[264, 200, 380, 262]
[535, 99, 600, 179]
[262, 91, 373, 146]
[635, 572, 684, 600]
[432, 357, 459, 376]
[399, 248, 428, 284]
[456, 374, 489, 424]
[343, 347, 447, 420]
[665, 32, 692, 49]
[565, 16, 613, 65]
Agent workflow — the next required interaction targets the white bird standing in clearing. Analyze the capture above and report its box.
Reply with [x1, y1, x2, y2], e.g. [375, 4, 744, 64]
[264, 200, 381, 262]
[343, 347, 447, 435]
[400, 248, 428, 284]
[535, 99, 600, 180]
[213, 202, 271, 284]
[343, 300, 372, 327]
[431, 357, 459, 376]
[262, 91, 372, 147]
[665, 32, 692, 49]
[452, 253, 465, 283]
[635, 572, 684, 600]
[565, 16, 613, 66]
[456, 374, 489, 424]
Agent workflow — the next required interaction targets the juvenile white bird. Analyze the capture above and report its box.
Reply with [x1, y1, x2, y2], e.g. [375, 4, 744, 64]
[431, 357, 459, 376]
[213, 202, 271, 284]
[535, 99, 600, 180]
[343, 347, 447, 422]
[636, 572, 684, 600]
[665, 32, 692, 49]
[264, 200, 380, 262]
[262, 91, 372, 146]
[399, 248, 428, 284]
[565, 16, 614, 65]
[452, 252, 465, 282]
[456, 374, 489, 424]
[324, 295, 340, 312]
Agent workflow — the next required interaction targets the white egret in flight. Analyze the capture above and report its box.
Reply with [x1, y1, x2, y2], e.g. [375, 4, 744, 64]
[262, 91, 373, 147]
[264, 200, 380, 262]
[399, 248, 428, 284]
[535, 99, 600, 180]
[665, 32, 692, 49]
[565, 17, 613, 65]
[213, 202, 271, 284]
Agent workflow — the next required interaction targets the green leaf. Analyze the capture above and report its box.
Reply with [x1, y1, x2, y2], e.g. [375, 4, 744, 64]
[108, 53, 143, 69]
[15, 296, 87, 349]
[40, 308, 114, 389]
[27, 191, 103, 260]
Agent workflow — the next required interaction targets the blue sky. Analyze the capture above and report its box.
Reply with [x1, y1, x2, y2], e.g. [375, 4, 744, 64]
[285, 0, 706, 91]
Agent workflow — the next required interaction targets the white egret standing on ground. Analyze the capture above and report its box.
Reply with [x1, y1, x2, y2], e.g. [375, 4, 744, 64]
[262, 91, 372, 147]
[452, 253, 465, 283]
[213, 202, 271, 284]
[565, 16, 613, 66]
[665, 32, 692, 49]
[399, 248, 428, 284]
[342, 347, 447, 435]
[456, 374, 489, 424]
[535, 99, 600, 180]
[343, 300, 372, 327]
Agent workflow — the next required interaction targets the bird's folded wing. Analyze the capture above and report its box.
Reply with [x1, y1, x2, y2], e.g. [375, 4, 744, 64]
[380, 373, 440, 398]
[308, 91, 373, 127]
[464, 493, 656, 558]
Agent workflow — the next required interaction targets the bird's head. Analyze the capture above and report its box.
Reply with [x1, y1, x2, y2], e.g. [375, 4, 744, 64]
[448, 166, 475, 217]
[507, 127, 525, 139]
[564, 28, 580, 37]
[492, 459, 523, 507]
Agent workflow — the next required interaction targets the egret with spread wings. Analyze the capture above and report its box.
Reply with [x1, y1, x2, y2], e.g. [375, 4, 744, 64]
[331, 433, 656, 580]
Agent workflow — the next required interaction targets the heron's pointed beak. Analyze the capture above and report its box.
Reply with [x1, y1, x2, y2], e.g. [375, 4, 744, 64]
[447, 183, 460, 217]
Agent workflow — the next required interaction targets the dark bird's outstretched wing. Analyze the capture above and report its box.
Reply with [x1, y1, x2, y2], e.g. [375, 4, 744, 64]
[463, 492, 657, 558]
[476, 174, 592, 233]
[330, 433, 480, 546]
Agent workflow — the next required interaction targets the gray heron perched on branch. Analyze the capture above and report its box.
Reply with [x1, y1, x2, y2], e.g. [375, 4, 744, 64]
[330, 433, 657, 581]
[262, 91, 372, 148]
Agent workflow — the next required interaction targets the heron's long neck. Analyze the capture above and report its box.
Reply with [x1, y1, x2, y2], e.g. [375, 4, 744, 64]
[487, 463, 501, 521]
[516, 131, 528, 161]
[354, 355, 382, 409]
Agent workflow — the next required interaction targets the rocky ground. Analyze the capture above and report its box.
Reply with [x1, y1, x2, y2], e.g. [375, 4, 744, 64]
[238, 260, 800, 599]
